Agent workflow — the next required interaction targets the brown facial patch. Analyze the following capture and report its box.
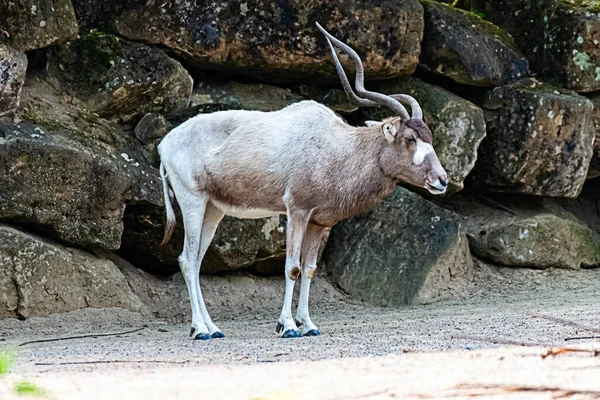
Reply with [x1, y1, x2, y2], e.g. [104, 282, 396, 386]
[405, 119, 433, 144]
[289, 266, 301, 280]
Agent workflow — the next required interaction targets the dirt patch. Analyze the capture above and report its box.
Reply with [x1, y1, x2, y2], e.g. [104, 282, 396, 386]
[1, 264, 599, 399]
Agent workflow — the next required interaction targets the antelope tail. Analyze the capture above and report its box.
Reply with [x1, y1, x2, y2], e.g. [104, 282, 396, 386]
[160, 162, 176, 245]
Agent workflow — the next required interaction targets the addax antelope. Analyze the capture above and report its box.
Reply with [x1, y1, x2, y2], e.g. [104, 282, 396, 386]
[158, 23, 448, 339]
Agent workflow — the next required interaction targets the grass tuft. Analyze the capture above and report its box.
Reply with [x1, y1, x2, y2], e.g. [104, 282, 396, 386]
[0, 348, 15, 375]
[15, 381, 46, 397]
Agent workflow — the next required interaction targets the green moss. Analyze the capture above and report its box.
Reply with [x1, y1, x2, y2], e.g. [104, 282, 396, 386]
[52, 31, 123, 96]
[22, 106, 64, 132]
[560, 0, 600, 12]
[421, 0, 516, 48]
[76, 109, 101, 126]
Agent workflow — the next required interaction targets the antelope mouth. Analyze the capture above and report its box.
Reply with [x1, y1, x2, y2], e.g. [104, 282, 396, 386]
[426, 182, 447, 195]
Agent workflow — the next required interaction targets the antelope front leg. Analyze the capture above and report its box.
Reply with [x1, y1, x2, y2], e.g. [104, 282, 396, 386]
[276, 208, 311, 338]
[296, 223, 326, 336]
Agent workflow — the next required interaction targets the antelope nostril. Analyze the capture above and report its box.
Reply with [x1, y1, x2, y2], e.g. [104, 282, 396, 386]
[439, 177, 448, 187]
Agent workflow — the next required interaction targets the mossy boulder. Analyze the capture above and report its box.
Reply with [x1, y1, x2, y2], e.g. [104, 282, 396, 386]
[0, 45, 27, 119]
[0, 0, 78, 51]
[0, 225, 143, 319]
[0, 122, 160, 250]
[472, 78, 594, 198]
[323, 187, 474, 306]
[71, 0, 424, 84]
[419, 0, 529, 86]
[467, 214, 600, 269]
[49, 32, 193, 121]
[359, 78, 486, 194]
[467, 0, 600, 92]
[17, 78, 126, 146]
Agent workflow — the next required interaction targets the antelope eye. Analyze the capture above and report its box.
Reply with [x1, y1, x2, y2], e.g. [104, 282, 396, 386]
[406, 137, 416, 143]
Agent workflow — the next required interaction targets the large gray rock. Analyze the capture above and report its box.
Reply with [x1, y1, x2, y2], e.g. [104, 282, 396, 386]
[71, 0, 424, 83]
[0, 122, 160, 250]
[0, 0, 78, 51]
[16, 77, 133, 147]
[360, 78, 486, 194]
[323, 187, 473, 306]
[473, 79, 595, 198]
[419, 0, 529, 87]
[467, 0, 600, 92]
[0, 225, 143, 319]
[49, 32, 193, 121]
[467, 214, 600, 269]
[0, 45, 28, 119]
[449, 193, 600, 269]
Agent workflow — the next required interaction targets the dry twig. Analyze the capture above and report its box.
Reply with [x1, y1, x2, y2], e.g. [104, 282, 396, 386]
[19, 326, 146, 347]
[445, 384, 600, 398]
[565, 336, 600, 341]
[531, 314, 600, 334]
[449, 334, 539, 347]
[35, 359, 188, 366]
[541, 347, 600, 359]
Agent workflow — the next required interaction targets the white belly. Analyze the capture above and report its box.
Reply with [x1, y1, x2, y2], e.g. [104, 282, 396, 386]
[211, 200, 282, 219]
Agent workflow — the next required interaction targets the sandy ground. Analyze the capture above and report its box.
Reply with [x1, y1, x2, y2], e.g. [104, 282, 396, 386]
[1, 264, 600, 399]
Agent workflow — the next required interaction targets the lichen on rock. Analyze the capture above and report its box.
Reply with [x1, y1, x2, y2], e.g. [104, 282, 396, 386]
[0, 45, 28, 118]
[467, 0, 600, 92]
[0, 225, 143, 319]
[72, 0, 425, 83]
[49, 31, 193, 121]
[472, 78, 594, 198]
[0, 0, 79, 51]
[420, 0, 529, 86]
[467, 214, 600, 269]
[323, 187, 474, 306]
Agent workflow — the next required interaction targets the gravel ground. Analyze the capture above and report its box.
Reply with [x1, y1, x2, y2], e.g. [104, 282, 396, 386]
[1, 264, 599, 399]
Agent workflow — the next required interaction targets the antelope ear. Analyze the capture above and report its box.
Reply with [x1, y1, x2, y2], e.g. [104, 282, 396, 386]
[382, 122, 397, 143]
[365, 120, 383, 127]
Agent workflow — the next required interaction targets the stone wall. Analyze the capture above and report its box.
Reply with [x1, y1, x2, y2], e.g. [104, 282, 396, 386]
[0, 0, 599, 318]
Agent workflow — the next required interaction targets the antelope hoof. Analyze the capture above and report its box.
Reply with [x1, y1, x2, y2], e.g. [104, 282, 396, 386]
[190, 327, 211, 340]
[211, 331, 225, 339]
[282, 329, 302, 338]
[303, 329, 321, 337]
[193, 333, 211, 341]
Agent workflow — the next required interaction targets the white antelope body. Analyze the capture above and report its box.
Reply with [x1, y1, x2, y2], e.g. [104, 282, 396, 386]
[158, 23, 448, 339]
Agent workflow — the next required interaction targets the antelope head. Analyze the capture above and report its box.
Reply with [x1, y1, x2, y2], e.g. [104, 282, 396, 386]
[316, 23, 449, 195]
